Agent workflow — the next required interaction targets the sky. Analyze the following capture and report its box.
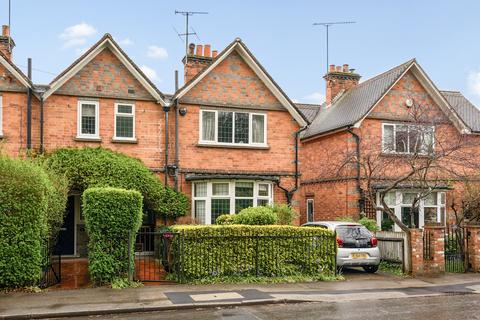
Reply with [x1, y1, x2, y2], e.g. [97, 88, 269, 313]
[2, 0, 480, 106]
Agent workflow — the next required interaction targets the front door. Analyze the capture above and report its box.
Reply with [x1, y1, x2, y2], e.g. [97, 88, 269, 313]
[55, 196, 75, 255]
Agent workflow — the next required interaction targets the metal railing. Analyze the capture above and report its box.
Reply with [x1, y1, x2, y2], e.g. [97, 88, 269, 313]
[423, 229, 434, 261]
[39, 238, 61, 288]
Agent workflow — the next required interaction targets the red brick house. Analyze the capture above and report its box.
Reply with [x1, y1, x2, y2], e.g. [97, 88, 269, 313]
[298, 60, 480, 231]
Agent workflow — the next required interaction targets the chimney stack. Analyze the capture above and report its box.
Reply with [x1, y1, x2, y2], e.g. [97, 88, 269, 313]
[0, 25, 15, 61]
[324, 64, 361, 105]
[183, 43, 216, 83]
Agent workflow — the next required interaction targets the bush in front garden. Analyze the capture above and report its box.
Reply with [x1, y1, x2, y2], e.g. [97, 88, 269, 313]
[42, 147, 188, 219]
[233, 206, 278, 225]
[0, 156, 67, 288]
[215, 214, 235, 225]
[83, 187, 143, 285]
[169, 225, 336, 282]
[270, 203, 298, 225]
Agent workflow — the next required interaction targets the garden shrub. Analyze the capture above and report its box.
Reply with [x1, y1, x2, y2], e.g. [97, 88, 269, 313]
[43, 147, 188, 219]
[83, 187, 143, 285]
[270, 203, 298, 225]
[336, 217, 379, 232]
[233, 206, 278, 225]
[215, 214, 235, 225]
[0, 156, 67, 288]
[169, 225, 336, 282]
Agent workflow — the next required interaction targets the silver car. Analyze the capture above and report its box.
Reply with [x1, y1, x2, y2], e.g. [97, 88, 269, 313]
[302, 221, 381, 273]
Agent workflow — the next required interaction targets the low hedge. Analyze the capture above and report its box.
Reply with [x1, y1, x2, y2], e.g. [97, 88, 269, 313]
[233, 206, 278, 225]
[0, 156, 67, 288]
[168, 225, 336, 282]
[83, 187, 143, 285]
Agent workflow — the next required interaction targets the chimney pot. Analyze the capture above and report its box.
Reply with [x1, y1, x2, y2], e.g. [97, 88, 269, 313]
[335, 66, 342, 72]
[212, 50, 218, 58]
[2, 25, 9, 37]
[188, 43, 195, 55]
[324, 64, 361, 105]
[204, 44, 211, 57]
[329, 64, 335, 72]
[343, 64, 349, 72]
[196, 44, 203, 57]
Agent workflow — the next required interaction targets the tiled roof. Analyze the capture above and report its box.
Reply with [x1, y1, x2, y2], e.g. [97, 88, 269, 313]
[440, 90, 480, 133]
[302, 59, 415, 138]
[295, 103, 323, 123]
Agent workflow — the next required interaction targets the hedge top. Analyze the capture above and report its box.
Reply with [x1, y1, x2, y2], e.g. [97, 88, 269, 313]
[171, 224, 334, 237]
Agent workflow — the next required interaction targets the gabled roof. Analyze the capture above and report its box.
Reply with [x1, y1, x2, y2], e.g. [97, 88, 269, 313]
[172, 38, 308, 127]
[441, 90, 480, 133]
[0, 50, 33, 89]
[295, 103, 323, 123]
[43, 34, 166, 104]
[302, 59, 470, 139]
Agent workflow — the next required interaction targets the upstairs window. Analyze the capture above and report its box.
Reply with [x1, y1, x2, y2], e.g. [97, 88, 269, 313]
[382, 123, 434, 155]
[200, 109, 267, 146]
[77, 101, 99, 139]
[114, 103, 135, 140]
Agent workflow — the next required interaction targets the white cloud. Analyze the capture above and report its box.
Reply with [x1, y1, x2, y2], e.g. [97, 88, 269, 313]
[118, 37, 134, 46]
[147, 45, 168, 60]
[299, 91, 326, 104]
[75, 47, 88, 56]
[59, 22, 96, 49]
[468, 70, 480, 96]
[140, 65, 159, 82]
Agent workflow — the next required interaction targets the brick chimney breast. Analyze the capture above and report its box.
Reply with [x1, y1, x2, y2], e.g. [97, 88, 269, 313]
[0, 24, 15, 61]
[324, 64, 361, 105]
[183, 43, 216, 83]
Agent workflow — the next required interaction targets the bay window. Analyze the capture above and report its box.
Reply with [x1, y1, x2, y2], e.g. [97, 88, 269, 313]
[200, 109, 267, 146]
[192, 181, 273, 224]
[382, 123, 434, 154]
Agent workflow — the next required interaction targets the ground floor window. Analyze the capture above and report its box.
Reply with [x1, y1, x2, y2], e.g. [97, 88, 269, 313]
[192, 180, 273, 224]
[376, 191, 446, 231]
[306, 199, 314, 222]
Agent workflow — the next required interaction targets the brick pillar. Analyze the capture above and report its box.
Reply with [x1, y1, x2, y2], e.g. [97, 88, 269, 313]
[467, 225, 480, 272]
[410, 229, 424, 275]
[423, 225, 445, 274]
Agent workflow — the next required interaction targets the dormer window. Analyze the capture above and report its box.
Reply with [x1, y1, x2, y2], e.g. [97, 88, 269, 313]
[200, 109, 267, 147]
[382, 123, 434, 155]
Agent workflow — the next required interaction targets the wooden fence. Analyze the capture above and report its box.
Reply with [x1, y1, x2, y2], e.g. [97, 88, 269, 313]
[375, 231, 408, 272]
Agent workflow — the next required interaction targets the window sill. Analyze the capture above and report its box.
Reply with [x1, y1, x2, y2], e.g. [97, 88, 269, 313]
[381, 152, 432, 158]
[111, 138, 138, 144]
[75, 136, 102, 142]
[197, 143, 270, 150]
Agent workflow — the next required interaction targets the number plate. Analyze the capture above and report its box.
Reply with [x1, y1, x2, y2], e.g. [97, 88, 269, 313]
[351, 253, 368, 259]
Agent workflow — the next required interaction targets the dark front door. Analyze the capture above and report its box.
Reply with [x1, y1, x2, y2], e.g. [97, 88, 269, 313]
[55, 196, 75, 255]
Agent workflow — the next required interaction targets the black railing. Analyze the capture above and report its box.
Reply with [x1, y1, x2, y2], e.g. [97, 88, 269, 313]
[39, 238, 61, 288]
[133, 231, 172, 282]
[423, 230, 434, 261]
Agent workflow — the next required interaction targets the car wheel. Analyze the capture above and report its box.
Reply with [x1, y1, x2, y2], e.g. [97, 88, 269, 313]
[363, 265, 379, 273]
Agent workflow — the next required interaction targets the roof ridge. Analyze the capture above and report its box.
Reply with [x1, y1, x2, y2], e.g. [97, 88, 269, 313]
[353, 58, 415, 90]
[440, 90, 461, 94]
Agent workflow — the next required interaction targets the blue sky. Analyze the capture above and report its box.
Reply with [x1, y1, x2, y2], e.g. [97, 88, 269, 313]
[2, 0, 480, 106]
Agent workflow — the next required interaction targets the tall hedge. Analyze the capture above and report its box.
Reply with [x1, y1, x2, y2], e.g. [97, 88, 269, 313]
[169, 225, 336, 282]
[83, 187, 143, 285]
[0, 156, 67, 287]
[43, 147, 188, 218]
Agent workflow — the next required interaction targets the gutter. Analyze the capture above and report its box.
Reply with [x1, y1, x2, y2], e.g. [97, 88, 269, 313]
[173, 70, 180, 191]
[347, 127, 364, 214]
[26, 58, 32, 150]
[163, 103, 171, 186]
[40, 96, 44, 153]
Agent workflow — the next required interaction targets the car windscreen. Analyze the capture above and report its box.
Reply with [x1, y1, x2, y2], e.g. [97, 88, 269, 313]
[336, 225, 372, 241]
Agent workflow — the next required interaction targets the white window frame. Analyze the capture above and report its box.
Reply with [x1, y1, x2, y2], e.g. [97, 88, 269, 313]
[306, 199, 314, 223]
[77, 100, 100, 139]
[191, 180, 274, 225]
[376, 191, 446, 232]
[0, 95, 3, 137]
[199, 109, 267, 147]
[382, 123, 435, 155]
[114, 103, 136, 141]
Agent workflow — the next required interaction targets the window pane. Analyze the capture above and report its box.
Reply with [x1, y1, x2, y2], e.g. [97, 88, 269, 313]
[402, 192, 416, 205]
[194, 182, 207, 197]
[202, 111, 215, 141]
[235, 199, 253, 213]
[116, 116, 134, 138]
[424, 207, 437, 224]
[81, 104, 96, 134]
[408, 126, 420, 153]
[218, 111, 233, 143]
[252, 114, 265, 144]
[307, 200, 314, 222]
[383, 191, 396, 206]
[212, 183, 229, 196]
[401, 207, 419, 228]
[234, 113, 249, 143]
[383, 125, 394, 152]
[117, 104, 133, 114]
[422, 126, 434, 153]
[235, 182, 253, 197]
[211, 199, 230, 224]
[424, 192, 437, 206]
[440, 192, 446, 205]
[258, 199, 269, 207]
[395, 125, 408, 153]
[194, 200, 206, 224]
[258, 183, 269, 197]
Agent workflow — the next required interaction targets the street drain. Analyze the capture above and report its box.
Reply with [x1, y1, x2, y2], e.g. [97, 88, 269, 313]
[442, 291, 474, 296]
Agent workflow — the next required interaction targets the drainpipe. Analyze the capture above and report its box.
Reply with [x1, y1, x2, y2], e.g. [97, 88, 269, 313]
[173, 70, 180, 191]
[276, 125, 308, 204]
[347, 127, 364, 214]
[26, 58, 32, 151]
[163, 103, 170, 186]
[40, 96, 44, 153]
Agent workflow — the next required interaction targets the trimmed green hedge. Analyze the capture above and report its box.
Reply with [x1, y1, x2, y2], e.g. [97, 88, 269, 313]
[0, 156, 67, 288]
[83, 187, 143, 285]
[43, 147, 188, 218]
[169, 225, 336, 282]
[233, 206, 278, 225]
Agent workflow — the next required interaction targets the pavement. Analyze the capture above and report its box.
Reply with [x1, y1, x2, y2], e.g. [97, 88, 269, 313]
[1, 270, 480, 319]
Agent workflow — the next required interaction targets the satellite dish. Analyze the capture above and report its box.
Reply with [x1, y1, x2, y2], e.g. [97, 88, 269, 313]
[405, 98, 414, 108]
